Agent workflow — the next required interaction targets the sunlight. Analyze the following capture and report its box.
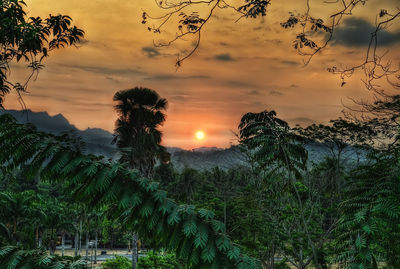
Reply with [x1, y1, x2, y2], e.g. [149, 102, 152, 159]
[195, 130, 205, 140]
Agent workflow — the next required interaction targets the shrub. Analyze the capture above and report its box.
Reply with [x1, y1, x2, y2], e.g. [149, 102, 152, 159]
[274, 260, 291, 269]
[138, 251, 184, 269]
[102, 255, 131, 269]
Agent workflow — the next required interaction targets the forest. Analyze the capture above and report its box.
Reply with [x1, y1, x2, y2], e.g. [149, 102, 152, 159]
[0, 0, 399, 269]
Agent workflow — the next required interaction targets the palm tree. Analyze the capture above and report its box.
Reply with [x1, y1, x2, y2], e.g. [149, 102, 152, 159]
[113, 87, 169, 178]
[0, 191, 35, 243]
[113, 87, 169, 269]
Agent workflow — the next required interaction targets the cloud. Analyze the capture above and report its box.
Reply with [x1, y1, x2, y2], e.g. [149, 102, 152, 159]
[288, 117, 316, 127]
[224, 80, 261, 90]
[214, 53, 236, 62]
[105, 76, 121, 83]
[333, 17, 400, 47]
[77, 39, 89, 46]
[248, 90, 261, 95]
[59, 64, 146, 76]
[280, 60, 299, 66]
[144, 74, 210, 81]
[169, 95, 188, 103]
[30, 93, 112, 108]
[269, 90, 284, 96]
[142, 46, 161, 58]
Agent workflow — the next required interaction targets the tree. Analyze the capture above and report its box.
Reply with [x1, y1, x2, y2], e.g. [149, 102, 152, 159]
[239, 110, 307, 176]
[0, 191, 35, 243]
[113, 87, 170, 178]
[0, 113, 260, 268]
[335, 147, 400, 268]
[295, 118, 377, 168]
[239, 110, 332, 269]
[0, 0, 84, 109]
[113, 87, 170, 269]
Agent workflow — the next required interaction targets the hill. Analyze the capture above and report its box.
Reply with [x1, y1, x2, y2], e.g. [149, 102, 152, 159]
[0, 110, 363, 170]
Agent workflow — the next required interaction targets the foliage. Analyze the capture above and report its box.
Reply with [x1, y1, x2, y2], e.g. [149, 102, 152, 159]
[113, 87, 170, 177]
[295, 118, 377, 163]
[0, 245, 87, 268]
[239, 110, 307, 176]
[0, 114, 261, 269]
[0, 0, 84, 108]
[335, 148, 400, 268]
[138, 251, 185, 269]
[102, 255, 131, 269]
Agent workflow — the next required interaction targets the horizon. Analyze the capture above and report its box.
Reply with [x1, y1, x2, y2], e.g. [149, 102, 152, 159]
[4, 0, 400, 149]
[1, 108, 236, 150]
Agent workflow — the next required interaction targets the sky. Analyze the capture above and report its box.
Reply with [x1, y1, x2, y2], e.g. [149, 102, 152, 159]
[5, 0, 400, 149]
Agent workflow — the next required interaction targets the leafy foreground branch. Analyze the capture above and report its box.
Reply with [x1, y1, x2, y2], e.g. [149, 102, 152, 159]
[0, 245, 87, 269]
[0, 114, 260, 269]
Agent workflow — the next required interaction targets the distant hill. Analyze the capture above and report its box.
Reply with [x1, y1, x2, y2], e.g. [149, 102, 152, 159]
[0, 109, 117, 158]
[0, 110, 363, 171]
[171, 146, 249, 170]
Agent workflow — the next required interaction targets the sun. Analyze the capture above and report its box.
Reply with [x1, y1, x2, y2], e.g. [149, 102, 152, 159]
[195, 130, 205, 140]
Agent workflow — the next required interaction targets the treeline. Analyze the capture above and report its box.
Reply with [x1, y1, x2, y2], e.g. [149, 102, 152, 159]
[1, 107, 400, 269]
[152, 115, 400, 269]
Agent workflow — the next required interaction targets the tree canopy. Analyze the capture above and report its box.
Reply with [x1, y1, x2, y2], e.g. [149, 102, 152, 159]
[0, 0, 84, 109]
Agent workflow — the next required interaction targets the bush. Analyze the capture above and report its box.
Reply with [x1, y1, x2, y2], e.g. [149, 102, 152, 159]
[138, 251, 184, 269]
[102, 255, 131, 269]
[274, 260, 291, 269]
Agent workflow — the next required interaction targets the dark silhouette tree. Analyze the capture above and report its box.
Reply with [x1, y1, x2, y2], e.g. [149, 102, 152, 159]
[113, 87, 170, 269]
[113, 87, 170, 178]
[0, 0, 84, 109]
[0, 191, 35, 243]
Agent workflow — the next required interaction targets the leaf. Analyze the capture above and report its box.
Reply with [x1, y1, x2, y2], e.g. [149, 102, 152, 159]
[194, 223, 208, 249]
[183, 217, 198, 237]
[227, 246, 240, 260]
[199, 209, 215, 220]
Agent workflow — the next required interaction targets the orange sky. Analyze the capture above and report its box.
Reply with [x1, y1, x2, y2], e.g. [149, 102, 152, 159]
[4, 0, 400, 149]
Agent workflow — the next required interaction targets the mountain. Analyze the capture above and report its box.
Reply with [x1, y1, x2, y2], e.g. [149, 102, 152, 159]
[0, 109, 118, 158]
[0, 110, 364, 171]
[0, 109, 250, 169]
[171, 146, 249, 170]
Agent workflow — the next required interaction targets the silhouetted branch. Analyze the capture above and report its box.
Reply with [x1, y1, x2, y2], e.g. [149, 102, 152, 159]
[144, 0, 271, 67]
[327, 8, 400, 89]
[145, 0, 400, 92]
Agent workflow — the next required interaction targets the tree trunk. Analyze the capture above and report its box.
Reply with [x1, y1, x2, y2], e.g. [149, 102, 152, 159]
[269, 244, 275, 269]
[223, 196, 227, 227]
[49, 228, 56, 256]
[85, 230, 89, 260]
[35, 228, 39, 248]
[79, 219, 82, 255]
[110, 232, 114, 250]
[61, 231, 65, 257]
[38, 233, 42, 248]
[13, 220, 17, 242]
[132, 233, 138, 269]
[74, 231, 79, 257]
[94, 230, 98, 264]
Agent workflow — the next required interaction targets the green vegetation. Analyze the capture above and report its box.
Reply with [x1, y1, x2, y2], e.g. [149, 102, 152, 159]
[0, 1, 399, 269]
[0, 0, 84, 108]
[138, 252, 185, 269]
[102, 256, 131, 269]
[1, 105, 399, 268]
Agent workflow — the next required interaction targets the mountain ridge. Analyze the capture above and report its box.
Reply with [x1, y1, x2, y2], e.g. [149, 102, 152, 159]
[0, 109, 246, 169]
[0, 109, 363, 170]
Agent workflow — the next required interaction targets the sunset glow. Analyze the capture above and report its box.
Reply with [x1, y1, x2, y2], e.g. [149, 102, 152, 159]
[3, 0, 399, 149]
[195, 131, 205, 141]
